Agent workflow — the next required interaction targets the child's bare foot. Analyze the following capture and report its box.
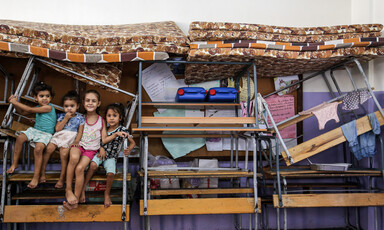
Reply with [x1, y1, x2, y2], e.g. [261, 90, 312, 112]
[66, 191, 78, 205]
[104, 194, 112, 208]
[79, 190, 86, 203]
[27, 178, 39, 189]
[63, 201, 78, 210]
[55, 180, 64, 189]
[39, 174, 46, 183]
[6, 164, 17, 174]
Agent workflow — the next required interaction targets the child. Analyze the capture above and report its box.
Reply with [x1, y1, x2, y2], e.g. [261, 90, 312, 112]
[64, 89, 105, 209]
[40, 90, 85, 188]
[81, 103, 135, 207]
[6, 82, 56, 189]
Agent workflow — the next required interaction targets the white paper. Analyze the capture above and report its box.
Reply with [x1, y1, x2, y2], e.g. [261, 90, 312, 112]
[142, 63, 176, 102]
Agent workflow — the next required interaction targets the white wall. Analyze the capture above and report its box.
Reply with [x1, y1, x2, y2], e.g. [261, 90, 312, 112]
[1, 0, 382, 91]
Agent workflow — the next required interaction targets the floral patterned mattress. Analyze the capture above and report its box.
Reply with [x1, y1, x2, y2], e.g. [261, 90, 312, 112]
[0, 20, 191, 63]
[185, 21, 384, 84]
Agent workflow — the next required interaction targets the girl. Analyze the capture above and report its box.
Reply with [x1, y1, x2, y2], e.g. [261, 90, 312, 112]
[40, 90, 85, 189]
[81, 103, 135, 208]
[64, 90, 105, 209]
[6, 82, 56, 189]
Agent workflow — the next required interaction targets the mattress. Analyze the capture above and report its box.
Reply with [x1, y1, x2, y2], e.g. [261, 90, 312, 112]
[185, 47, 384, 84]
[185, 21, 384, 84]
[0, 20, 191, 62]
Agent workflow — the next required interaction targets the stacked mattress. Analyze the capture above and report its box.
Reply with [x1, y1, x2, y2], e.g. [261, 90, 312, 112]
[186, 21, 384, 84]
[0, 20, 190, 63]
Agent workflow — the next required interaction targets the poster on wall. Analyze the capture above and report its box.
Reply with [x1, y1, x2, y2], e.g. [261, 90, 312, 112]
[265, 94, 296, 138]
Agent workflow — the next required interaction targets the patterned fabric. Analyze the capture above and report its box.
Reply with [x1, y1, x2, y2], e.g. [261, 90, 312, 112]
[190, 37, 384, 51]
[57, 113, 85, 132]
[40, 59, 123, 90]
[21, 127, 53, 146]
[0, 20, 189, 46]
[80, 115, 103, 151]
[185, 47, 384, 84]
[189, 30, 382, 43]
[299, 102, 340, 130]
[342, 89, 372, 110]
[102, 125, 129, 160]
[0, 19, 192, 62]
[189, 21, 383, 35]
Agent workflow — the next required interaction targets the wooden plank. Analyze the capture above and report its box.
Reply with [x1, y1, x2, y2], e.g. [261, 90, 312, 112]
[0, 128, 17, 138]
[12, 189, 122, 200]
[273, 193, 384, 208]
[138, 170, 258, 178]
[140, 198, 261, 215]
[142, 102, 240, 106]
[11, 121, 31, 132]
[132, 134, 233, 138]
[141, 116, 256, 124]
[3, 204, 129, 222]
[151, 188, 253, 196]
[264, 169, 382, 178]
[133, 127, 266, 132]
[8, 173, 131, 182]
[282, 110, 384, 166]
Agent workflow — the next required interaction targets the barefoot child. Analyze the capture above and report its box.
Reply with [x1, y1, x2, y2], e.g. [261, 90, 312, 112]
[64, 90, 105, 209]
[6, 82, 56, 188]
[81, 103, 135, 207]
[40, 90, 85, 188]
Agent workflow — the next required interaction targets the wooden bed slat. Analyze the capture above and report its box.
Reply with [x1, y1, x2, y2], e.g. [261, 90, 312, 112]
[150, 188, 254, 196]
[138, 170, 258, 178]
[273, 193, 384, 208]
[8, 173, 131, 182]
[3, 204, 129, 222]
[141, 116, 256, 124]
[140, 198, 261, 215]
[282, 109, 384, 166]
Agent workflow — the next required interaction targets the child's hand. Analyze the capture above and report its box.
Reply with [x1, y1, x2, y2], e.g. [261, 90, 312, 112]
[115, 132, 128, 138]
[64, 112, 75, 120]
[123, 147, 132, 156]
[8, 95, 17, 104]
[71, 141, 80, 148]
[98, 149, 106, 160]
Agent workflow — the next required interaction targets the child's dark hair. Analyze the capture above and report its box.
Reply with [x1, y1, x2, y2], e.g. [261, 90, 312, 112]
[32, 81, 54, 97]
[62, 90, 80, 105]
[83, 89, 101, 114]
[105, 103, 125, 125]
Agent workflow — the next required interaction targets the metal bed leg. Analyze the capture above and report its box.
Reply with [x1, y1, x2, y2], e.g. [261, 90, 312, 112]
[252, 136, 258, 229]
[1, 137, 9, 222]
[283, 177, 287, 230]
[122, 139, 129, 221]
[143, 134, 149, 216]
[2, 56, 35, 128]
[354, 59, 384, 119]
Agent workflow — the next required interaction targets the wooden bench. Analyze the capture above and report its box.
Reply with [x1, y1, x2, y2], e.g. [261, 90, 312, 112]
[273, 193, 384, 208]
[8, 172, 131, 182]
[3, 204, 129, 222]
[138, 170, 258, 178]
[140, 198, 261, 215]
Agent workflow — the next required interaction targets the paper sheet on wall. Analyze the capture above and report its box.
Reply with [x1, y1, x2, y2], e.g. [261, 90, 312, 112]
[265, 94, 296, 138]
[142, 63, 176, 102]
[274, 75, 299, 96]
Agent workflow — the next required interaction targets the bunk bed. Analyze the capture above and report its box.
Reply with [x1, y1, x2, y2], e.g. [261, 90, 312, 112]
[0, 19, 189, 227]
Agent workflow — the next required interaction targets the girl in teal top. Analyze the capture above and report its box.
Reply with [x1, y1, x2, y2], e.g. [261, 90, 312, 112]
[6, 81, 56, 189]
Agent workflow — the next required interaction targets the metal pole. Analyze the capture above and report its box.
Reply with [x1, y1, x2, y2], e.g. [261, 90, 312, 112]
[138, 62, 143, 127]
[36, 58, 136, 97]
[354, 59, 384, 119]
[2, 56, 35, 128]
[252, 137, 258, 229]
[143, 134, 149, 216]
[344, 66, 358, 91]
[253, 62, 259, 127]
[1, 138, 9, 222]
[122, 139, 128, 221]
